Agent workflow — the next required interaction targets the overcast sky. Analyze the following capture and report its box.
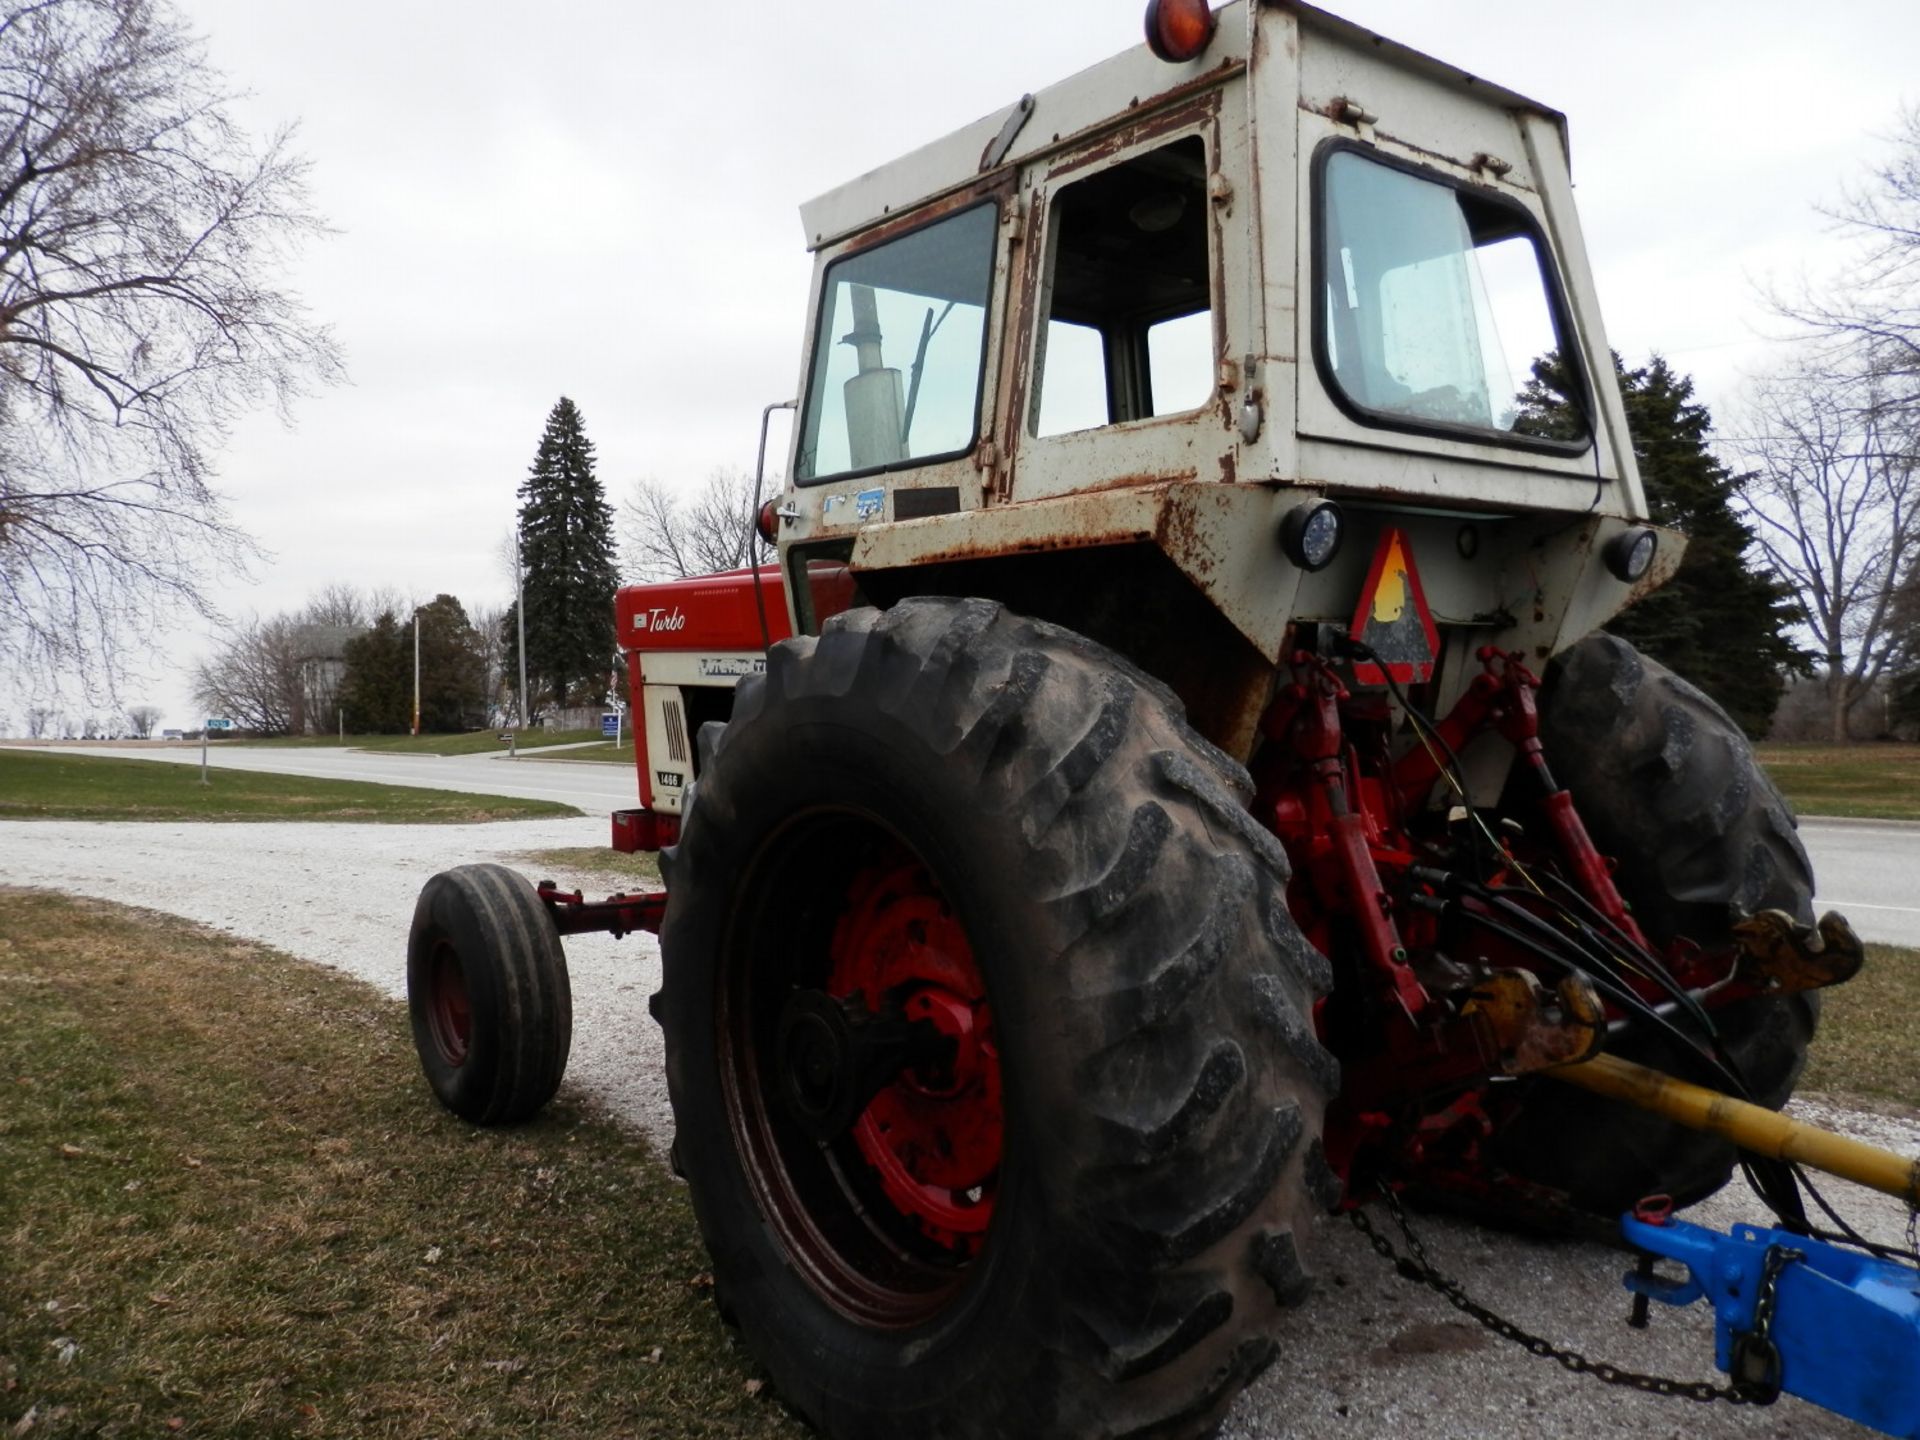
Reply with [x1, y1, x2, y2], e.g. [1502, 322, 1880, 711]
[39, 0, 1920, 731]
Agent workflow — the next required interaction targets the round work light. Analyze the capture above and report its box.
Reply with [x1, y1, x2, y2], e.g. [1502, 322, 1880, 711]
[1280, 500, 1345, 573]
[1603, 526, 1658, 584]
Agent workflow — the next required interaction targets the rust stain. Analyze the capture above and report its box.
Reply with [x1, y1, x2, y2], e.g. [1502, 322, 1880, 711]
[1041, 88, 1225, 185]
[872, 531, 1128, 569]
[834, 176, 1015, 254]
[1626, 559, 1666, 608]
[1154, 490, 1227, 585]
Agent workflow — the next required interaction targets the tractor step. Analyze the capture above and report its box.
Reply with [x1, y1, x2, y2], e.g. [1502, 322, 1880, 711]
[1622, 1209, 1920, 1437]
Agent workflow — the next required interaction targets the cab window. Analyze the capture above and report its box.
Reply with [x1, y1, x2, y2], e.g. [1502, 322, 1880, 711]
[796, 202, 998, 484]
[1317, 146, 1586, 446]
[1032, 136, 1214, 438]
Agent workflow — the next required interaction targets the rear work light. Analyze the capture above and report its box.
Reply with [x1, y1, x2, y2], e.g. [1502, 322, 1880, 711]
[1603, 526, 1658, 584]
[1280, 499, 1345, 573]
[1144, 0, 1216, 63]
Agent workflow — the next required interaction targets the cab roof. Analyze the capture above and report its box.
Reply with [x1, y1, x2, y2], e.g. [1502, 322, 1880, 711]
[798, 1, 1565, 253]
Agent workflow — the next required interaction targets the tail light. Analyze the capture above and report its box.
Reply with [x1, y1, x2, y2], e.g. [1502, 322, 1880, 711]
[756, 498, 780, 546]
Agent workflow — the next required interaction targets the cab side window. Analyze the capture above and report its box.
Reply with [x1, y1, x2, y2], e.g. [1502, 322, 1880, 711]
[1031, 136, 1213, 438]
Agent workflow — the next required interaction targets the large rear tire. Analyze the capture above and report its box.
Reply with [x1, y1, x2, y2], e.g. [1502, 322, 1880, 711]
[1487, 632, 1818, 1217]
[407, 863, 572, 1125]
[656, 598, 1338, 1440]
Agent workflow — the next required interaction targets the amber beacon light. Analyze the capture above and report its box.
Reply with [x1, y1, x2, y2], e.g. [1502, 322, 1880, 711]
[1144, 0, 1216, 62]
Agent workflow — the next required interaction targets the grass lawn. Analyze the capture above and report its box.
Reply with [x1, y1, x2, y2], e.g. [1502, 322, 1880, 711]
[537, 739, 635, 765]
[0, 751, 577, 824]
[1801, 942, 1920, 1111]
[513, 847, 661, 886]
[0, 888, 1910, 1436]
[0, 890, 801, 1440]
[1755, 743, 1920, 821]
[240, 729, 604, 757]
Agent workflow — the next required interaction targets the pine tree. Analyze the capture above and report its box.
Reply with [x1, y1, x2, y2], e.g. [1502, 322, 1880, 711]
[1517, 353, 1805, 737]
[339, 611, 411, 733]
[334, 597, 489, 734]
[517, 397, 620, 710]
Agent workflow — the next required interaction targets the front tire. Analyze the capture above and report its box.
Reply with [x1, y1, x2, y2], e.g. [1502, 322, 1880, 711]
[407, 863, 572, 1125]
[1486, 633, 1818, 1217]
[657, 598, 1338, 1440]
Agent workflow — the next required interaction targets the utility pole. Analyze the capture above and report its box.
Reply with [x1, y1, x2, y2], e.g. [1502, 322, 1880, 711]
[516, 526, 531, 732]
[412, 609, 422, 737]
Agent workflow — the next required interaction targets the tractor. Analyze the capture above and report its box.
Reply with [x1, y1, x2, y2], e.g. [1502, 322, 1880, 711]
[404, 3, 1920, 1437]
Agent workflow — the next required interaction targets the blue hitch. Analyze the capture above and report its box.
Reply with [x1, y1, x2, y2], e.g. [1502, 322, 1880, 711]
[1621, 1208, 1920, 1437]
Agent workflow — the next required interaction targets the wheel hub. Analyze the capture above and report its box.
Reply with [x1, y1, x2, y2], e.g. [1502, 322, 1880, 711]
[774, 987, 957, 1143]
[426, 940, 471, 1067]
[827, 854, 1001, 1254]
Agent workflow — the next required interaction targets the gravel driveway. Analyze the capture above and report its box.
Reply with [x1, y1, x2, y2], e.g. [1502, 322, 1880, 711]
[3, 814, 1911, 1440]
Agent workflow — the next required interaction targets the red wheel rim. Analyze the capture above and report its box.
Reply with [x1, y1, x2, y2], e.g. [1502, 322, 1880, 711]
[426, 939, 472, 1067]
[827, 855, 1000, 1253]
[717, 813, 1005, 1328]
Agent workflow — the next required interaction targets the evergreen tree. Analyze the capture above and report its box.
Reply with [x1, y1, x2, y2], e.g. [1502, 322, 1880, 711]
[1517, 353, 1805, 737]
[518, 397, 620, 710]
[338, 610, 411, 733]
[336, 598, 490, 734]
[415, 594, 490, 732]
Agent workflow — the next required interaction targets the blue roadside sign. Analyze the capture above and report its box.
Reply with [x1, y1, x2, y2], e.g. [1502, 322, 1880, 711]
[601, 712, 620, 739]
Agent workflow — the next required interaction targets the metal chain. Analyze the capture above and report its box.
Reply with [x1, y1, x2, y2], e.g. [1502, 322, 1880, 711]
[1751, 1243, 1801, 1339]
[1348, 1190, 1752, 1405]
[1723, 1241, 1804, 1403]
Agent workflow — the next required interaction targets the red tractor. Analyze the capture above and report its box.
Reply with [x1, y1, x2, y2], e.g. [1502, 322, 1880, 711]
[405, 5, 1905, 1438]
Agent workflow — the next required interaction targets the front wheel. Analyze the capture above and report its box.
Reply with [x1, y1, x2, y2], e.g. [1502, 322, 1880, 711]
[407, 863, 572, 1125]
[1485, 633, 1818, 1218]
[656, 598, 1339, 1440]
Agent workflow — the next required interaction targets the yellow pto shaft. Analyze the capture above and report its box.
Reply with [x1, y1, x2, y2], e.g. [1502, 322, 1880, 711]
[1548, 1052, 1920, 1209]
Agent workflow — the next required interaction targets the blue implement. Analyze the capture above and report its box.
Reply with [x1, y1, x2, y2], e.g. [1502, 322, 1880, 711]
[1621, 1210, 1920, 1438]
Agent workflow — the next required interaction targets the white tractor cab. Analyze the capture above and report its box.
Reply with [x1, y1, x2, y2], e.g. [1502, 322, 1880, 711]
[770, 0, 1670, 771]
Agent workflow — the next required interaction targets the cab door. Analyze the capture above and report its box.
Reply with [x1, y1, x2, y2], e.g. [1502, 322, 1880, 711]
[999, 81, 1254, 505]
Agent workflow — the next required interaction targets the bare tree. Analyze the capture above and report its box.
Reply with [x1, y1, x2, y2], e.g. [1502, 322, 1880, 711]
[126, 703, 160, 737]
[622, 468, 765, 582]
[302, 583, 369, 630]
[191, 613, 300, 734]
[25, 705, 49, 737]
[1774, 105, 1920, 412]
[192, 596, 375, 736]
[468, 601, 514, 725]
[0, 0, 341, 694]
[1735, 360, 1920, 741]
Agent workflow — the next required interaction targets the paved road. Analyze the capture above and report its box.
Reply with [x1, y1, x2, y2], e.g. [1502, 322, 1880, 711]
[1800, 819, 1920, 947]
[31, 742, 639, 816]
[27, 744, 1920, 945]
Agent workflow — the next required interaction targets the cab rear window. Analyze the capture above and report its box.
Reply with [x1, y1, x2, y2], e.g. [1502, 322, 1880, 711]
[1316, 146, 1587, 449]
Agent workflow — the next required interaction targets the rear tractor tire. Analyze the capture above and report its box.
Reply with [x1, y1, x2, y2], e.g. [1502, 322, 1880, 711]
[655, 597, 1340, 1440]
[1488, 632, 1818, 1219]
[407, 863, 572, 1125]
